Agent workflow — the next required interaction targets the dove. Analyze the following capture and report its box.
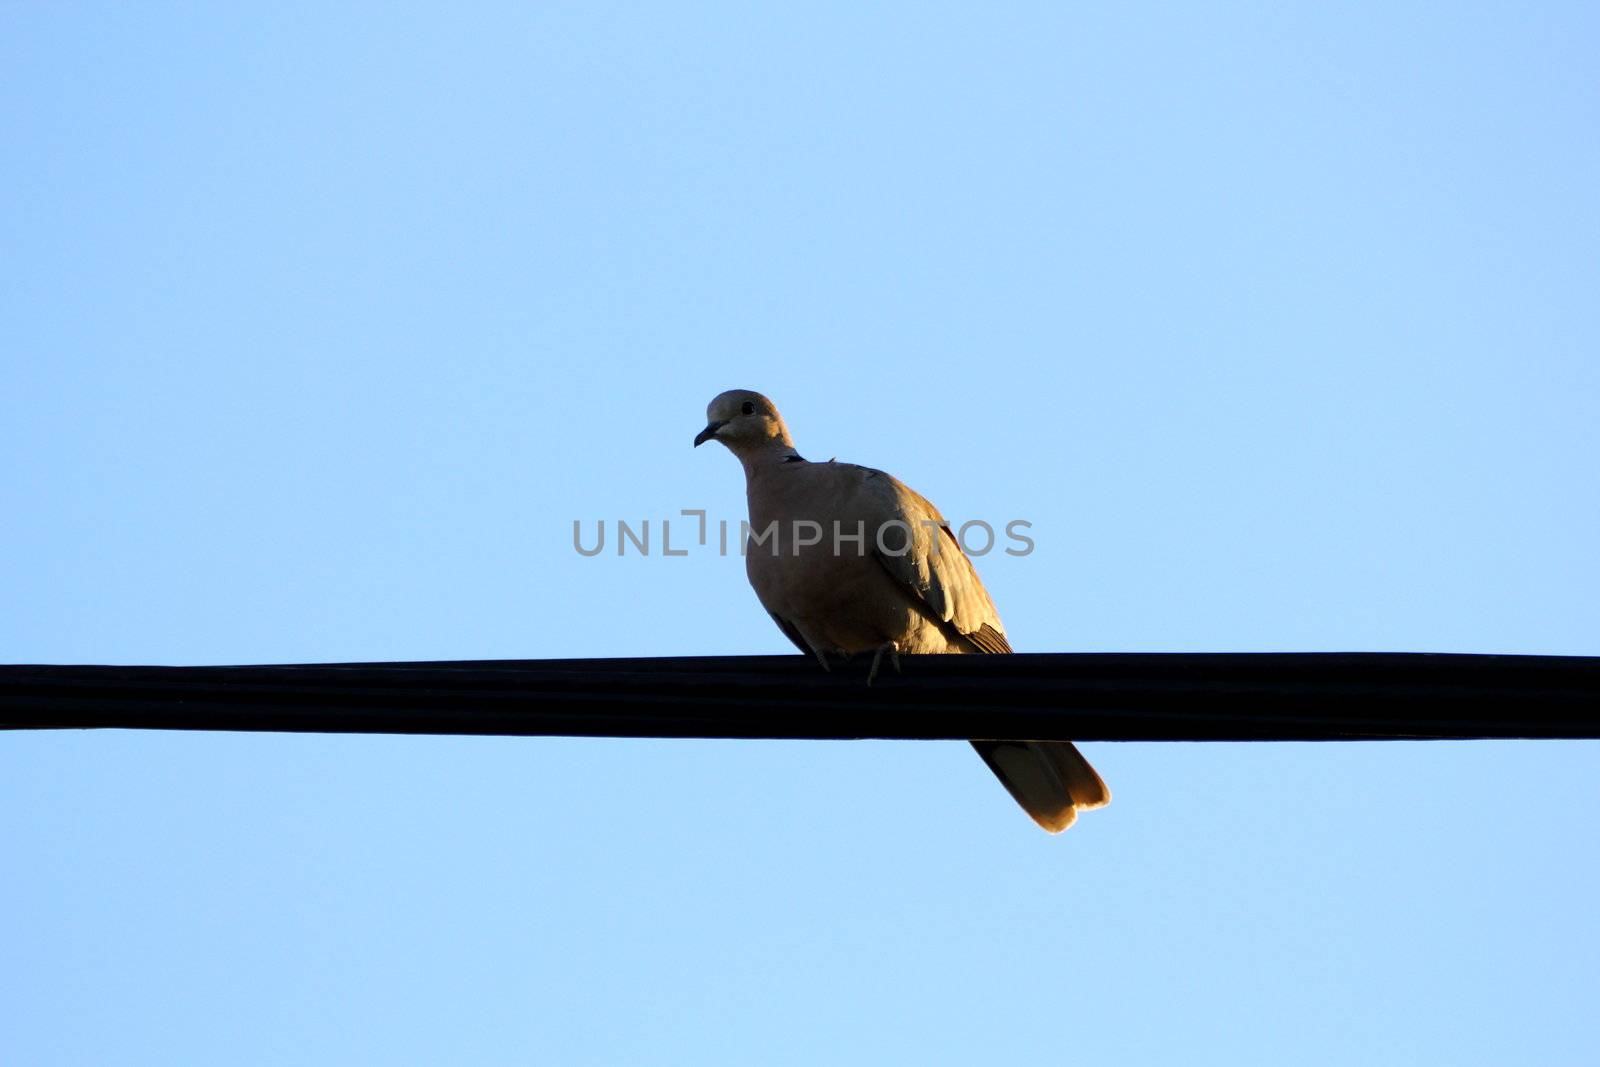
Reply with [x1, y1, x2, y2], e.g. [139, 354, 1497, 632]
[695, 388, 1109, 833]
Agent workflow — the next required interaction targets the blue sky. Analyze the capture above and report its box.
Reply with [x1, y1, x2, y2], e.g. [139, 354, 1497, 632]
[3, 4, 1597, 1064]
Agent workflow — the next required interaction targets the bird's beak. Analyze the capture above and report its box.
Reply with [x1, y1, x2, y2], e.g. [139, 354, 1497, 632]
[693, 420, 726, 448]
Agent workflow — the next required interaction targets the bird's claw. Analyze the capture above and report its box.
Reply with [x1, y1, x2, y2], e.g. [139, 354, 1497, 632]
[866, 641, 902, 687]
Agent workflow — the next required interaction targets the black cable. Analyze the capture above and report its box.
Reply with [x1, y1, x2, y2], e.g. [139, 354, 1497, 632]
[3, 652, 1595, 741]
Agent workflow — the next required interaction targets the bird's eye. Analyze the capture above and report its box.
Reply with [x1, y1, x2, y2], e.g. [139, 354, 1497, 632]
[741, 401, 755, 415]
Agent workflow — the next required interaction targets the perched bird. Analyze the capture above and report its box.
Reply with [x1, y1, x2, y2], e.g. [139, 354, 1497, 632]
[694, 388, 1110, 833]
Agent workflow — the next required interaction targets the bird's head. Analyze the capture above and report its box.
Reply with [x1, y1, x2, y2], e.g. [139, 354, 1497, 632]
[694, 389, 794, 455]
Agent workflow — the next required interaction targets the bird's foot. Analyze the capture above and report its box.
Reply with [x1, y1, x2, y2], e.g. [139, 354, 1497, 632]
[866, 641, 902, 687]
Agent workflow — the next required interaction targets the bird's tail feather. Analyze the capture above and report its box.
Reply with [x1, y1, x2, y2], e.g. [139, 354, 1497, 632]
[969, 740, 1111, 834]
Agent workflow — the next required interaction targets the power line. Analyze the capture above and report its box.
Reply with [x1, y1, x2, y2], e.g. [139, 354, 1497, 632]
[3, 653, 1596, 741]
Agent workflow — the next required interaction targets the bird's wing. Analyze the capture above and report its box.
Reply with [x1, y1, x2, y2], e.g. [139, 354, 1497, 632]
[767, 610, 813, 656]
[849, 466, 1012, 653]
